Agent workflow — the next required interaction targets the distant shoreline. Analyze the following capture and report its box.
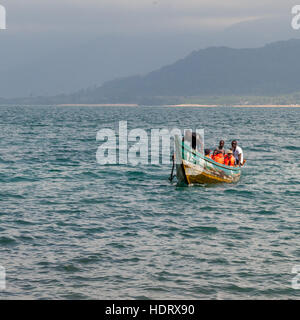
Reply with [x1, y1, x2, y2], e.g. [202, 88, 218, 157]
[57, 104, 139, 107]
[167, 104, 219, 107]
[1, 103, 300, 108]
[232, 104, 300, 108]
[167, 104, 300, 107]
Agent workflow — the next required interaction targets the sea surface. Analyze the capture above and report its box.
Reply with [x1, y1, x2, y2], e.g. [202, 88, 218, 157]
[0, 105, 299, 300]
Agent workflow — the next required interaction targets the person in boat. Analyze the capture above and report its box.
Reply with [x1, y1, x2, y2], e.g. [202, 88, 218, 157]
[205, 149, 212, 158]
[224, 149, 235, 166]
[231, 140, 243, 166]
[183, 130, 203, 152]
[212, 150, 224, 164]
[215, 140, 225, 155]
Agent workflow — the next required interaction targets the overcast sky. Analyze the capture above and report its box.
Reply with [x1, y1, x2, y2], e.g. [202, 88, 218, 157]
[1, 0, 300, 97]
[2, 0, 298, 34]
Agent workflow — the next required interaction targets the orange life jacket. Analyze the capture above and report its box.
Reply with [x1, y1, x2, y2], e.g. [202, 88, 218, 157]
[213, 153, 224, 164]
[224, 155, 235, 166]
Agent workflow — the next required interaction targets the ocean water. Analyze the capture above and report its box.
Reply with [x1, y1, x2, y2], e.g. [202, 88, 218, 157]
[0, 105, 299, 300]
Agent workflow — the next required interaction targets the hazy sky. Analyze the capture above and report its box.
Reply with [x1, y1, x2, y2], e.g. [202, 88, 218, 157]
[3, 0, 298, 34]
[1, 0, 300, 97]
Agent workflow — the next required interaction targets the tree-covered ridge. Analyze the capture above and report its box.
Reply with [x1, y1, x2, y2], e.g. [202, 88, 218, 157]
[2, 39, 300, 105]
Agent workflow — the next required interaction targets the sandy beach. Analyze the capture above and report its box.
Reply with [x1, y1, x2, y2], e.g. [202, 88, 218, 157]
[167, 104, 219, 107]
[232, 104, 300, 108]
[168, 104, 300, 108]
[56, 103, 300, 108]
[57, 104, 139, 107]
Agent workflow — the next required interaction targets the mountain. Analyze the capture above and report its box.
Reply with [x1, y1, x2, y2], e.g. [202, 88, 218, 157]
[3, 39, 300, 105]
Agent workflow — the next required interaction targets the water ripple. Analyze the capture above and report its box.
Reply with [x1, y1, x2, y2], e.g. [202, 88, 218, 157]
[0, 105, 299, 299]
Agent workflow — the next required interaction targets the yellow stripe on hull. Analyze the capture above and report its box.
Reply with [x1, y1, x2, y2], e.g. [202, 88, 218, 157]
[174, 135, 242, 185]
[182, 160, 240, 184]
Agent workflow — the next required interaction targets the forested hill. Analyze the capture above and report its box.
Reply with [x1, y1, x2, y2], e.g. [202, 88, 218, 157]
[3, 39, 300, 105]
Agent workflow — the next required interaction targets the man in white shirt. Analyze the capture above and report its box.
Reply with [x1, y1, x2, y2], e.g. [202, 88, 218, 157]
[231, 140, 243, 166]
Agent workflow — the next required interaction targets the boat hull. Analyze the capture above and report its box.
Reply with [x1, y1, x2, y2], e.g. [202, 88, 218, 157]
[175, 136, 241, 185]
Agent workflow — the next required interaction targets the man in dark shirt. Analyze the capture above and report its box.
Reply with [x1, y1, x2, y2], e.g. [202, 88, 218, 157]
[214, 140, 225, 155]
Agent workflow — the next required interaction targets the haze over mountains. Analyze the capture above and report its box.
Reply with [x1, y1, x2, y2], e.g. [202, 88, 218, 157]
[0, 4, 299, 100]
[4, 38, 300, 105]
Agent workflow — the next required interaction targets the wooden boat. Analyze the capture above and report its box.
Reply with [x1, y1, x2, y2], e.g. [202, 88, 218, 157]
[174, 136, 241, 185]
